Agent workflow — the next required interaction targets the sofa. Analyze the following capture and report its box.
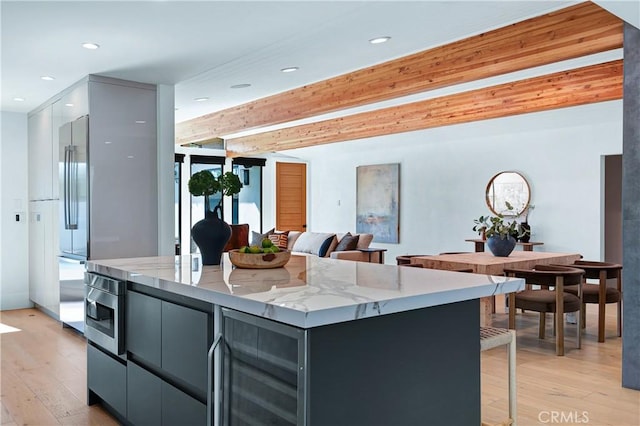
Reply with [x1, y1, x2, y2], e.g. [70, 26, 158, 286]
[251, 229, 379, 263]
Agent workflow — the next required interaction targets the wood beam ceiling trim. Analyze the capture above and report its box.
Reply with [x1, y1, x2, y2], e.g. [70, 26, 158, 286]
[225, 60, 622, 156]
[176, 2, 622, 146]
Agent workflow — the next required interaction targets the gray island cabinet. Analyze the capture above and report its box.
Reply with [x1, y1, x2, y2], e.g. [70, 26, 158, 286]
[86, 254, 523, 425]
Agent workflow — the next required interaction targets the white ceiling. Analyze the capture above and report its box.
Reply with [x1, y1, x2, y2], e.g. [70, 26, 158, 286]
[2, 0, 634, 124]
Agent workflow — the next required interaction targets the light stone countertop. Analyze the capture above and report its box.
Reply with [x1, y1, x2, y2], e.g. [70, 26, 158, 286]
[86, 254, 524, 329]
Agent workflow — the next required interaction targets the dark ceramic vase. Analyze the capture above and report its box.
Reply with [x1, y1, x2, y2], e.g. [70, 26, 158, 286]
[191, 199, 231, 265]
[519, 222, 531, 243]
[487, 235, 517, 257]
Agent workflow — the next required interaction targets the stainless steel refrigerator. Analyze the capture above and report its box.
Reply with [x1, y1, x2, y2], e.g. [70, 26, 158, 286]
[59, 113, 158, 333]
[58, 116, 89, 332]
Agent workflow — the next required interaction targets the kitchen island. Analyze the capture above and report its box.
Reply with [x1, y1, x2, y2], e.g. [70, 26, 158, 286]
[86, 254, 524, 425]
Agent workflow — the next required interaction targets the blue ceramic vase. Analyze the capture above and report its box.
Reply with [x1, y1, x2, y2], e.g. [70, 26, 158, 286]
[486, 235, 516, 257]
[191, 199, 231, 265]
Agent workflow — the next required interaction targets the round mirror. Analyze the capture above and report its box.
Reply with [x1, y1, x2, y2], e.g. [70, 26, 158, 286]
[485, 171, 531, 217]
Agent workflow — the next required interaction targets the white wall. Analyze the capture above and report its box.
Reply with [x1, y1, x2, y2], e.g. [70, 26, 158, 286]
[281, 101, 623, 263]
[0, 111, 32, 310]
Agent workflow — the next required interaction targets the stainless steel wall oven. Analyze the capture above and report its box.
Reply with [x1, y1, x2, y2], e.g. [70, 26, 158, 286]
[84, 272, 125, 356]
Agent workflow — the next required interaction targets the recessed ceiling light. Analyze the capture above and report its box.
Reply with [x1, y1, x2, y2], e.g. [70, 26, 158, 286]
[13, 97, 25, 102]
[369, 36, 391, 44]
[194, 97, 209, 102]
[41, 76, 55, 81]
[230, 83, 251, 89]
[280, 67, 299, 73]
[135, 120, 146, 124]
[65, 103, 74, 107]
[82, 42, 100, 50]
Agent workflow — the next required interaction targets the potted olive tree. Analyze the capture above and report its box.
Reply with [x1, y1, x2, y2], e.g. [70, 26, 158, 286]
[188, 170, 242, 265]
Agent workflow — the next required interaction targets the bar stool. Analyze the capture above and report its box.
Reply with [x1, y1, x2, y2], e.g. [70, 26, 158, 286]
[564, 260, 622, 343]
[480, 327, 517, 426]
[449, 269, 516, 425]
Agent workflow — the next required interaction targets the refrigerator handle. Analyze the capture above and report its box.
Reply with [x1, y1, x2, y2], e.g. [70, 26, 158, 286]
[68, 145, 79, 230]
[64, 146, 70, 230]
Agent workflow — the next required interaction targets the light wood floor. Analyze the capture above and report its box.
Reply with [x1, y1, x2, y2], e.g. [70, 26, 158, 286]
[0, 309, 117, 426]
[483, 299, 640, 425]
[1, 305, 639, 425]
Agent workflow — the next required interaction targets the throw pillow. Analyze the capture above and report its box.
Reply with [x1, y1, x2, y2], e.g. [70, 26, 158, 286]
[319, 235, 337, 257]
[335, 232, 359, 251]
[268, 231, 290, 250]
[250, 228, 275, 246]
[292, 232, 336, 257]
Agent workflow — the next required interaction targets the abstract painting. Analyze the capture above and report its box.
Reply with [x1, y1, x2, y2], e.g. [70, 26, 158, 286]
[356, 163, 399, 243]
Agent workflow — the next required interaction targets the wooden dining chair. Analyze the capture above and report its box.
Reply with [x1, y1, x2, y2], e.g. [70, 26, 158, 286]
[399, 263, 424, 268]
[562, 260, 622, 343]
[396, 254, 429, 265]
[504, 264, 584, 356]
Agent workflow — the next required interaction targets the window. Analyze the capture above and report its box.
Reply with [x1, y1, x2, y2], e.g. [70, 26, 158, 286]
[232, 158, 266, 234]
[190, 155, 226, 253]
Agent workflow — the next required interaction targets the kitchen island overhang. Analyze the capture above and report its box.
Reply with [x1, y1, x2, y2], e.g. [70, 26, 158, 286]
[86, 254, 524, 425]
[86, 254, 524, 329]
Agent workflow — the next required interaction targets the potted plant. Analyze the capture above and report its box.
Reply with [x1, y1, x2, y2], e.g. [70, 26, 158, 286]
[473, 206, 526, 257]
[188, 170, 242, 265]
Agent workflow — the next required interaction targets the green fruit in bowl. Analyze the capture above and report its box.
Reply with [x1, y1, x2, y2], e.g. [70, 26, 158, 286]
[261, 238, 273, 248]
[248, 246, 263, 254]
[270, 246, 280, 253]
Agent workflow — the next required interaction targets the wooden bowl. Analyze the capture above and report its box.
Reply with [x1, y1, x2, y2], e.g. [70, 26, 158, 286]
[228, 249, 291, 269]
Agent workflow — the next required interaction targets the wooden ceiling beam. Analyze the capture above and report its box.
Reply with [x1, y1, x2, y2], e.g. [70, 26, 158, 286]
[176, 2, 622, 146]
[225, 60, 623, 156]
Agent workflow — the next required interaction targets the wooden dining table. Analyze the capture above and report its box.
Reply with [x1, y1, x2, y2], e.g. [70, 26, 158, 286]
[411, 251, 583, 325]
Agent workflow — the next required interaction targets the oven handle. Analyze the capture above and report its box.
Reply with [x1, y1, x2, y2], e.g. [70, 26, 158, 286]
[207, 333, 223, 426]
[86, 287, 118, 311]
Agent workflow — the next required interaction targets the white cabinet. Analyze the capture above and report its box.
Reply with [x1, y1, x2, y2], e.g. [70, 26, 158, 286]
[28, 200, 59, 316]
[28, 106, 56, 200]
[28, 101, 60, 317]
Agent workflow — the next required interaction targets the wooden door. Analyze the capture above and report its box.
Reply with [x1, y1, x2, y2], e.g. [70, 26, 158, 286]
[276, 162, 306, 232]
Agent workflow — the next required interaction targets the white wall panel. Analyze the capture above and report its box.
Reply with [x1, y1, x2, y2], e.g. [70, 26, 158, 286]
[281, 101, 623, 264]
[1, 111, 32, 310]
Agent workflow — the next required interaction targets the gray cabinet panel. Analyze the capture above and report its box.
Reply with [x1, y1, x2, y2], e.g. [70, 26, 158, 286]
[127, 361, 162, 426]
[307, 300, 481, 425]
[161, 301, 209, 396]
[126, 290, 161, 366]
[87, 80, 158, 260]
[87, 344, 126, 416]
[162, 381, 206, 426]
